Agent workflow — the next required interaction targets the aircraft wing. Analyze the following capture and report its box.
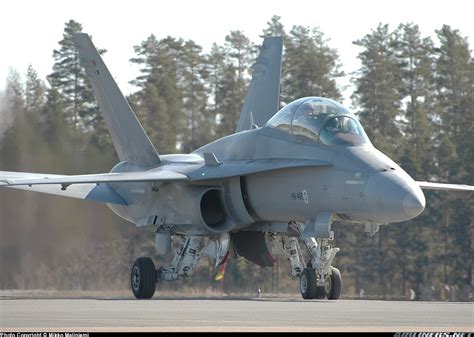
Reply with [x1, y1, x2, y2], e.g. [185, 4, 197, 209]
[235, 37, 283, 132]
[416, 181, 474, 198]
[0, 170, 188, 205]
[0, 170, 188, 187]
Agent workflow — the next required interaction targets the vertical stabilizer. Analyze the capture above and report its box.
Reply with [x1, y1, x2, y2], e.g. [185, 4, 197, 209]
[74, 33, 160, 168]
[236, 37, 283, 132]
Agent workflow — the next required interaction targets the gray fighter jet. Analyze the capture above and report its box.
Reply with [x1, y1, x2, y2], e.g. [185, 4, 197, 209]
[1, 34, 472, 300]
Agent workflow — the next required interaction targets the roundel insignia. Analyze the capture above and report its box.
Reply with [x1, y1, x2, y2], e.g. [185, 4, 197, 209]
[302, 189, 309, 204]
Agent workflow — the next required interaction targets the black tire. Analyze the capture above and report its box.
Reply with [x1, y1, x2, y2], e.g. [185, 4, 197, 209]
[315, 282, 327, 299]
[131, 257, 156, 299]
[327, 267, 342, 300]
[300, 267, 317, 299]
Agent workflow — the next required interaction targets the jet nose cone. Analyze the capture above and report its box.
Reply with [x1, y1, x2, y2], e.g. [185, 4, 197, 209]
[403, 190, 426, 218]
[365, 171, 426, 222]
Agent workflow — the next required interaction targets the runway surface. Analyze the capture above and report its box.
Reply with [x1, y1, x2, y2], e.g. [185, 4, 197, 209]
[0, 297, 473, 332]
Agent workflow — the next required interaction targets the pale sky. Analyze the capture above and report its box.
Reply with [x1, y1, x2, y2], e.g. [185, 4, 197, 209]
[1, 0, 473, 106]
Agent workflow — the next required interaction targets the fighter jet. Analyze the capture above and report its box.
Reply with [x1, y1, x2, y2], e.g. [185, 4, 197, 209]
[1, 34, 472, 300]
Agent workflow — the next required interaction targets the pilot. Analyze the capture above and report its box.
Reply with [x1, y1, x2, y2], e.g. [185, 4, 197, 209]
[295, 103, 320, 129]
[319, 116, 341, 143]
[298, 102, 319, 119]
[325, 117, 341, 133]
[291, 103, 318, 138]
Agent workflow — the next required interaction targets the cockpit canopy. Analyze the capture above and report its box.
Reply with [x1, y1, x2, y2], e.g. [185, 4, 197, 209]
[265, 97, 370, 146]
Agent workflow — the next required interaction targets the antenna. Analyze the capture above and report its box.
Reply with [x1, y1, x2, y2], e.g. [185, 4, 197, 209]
[250, 111, 259, 129]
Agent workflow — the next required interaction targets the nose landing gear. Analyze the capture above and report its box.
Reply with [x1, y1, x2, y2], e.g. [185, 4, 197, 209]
[272, 226, 342, 300]
[299, 266, 342, 300]
[300, 236, 342, 300]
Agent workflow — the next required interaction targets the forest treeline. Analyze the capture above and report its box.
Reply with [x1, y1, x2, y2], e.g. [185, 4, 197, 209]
[0, 16, 472, 300]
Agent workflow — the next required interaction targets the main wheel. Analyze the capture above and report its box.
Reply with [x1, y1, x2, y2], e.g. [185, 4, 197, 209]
[131, 257, 156, 299]
[327, 267, 342, 300]
[300, 267, 317, 299]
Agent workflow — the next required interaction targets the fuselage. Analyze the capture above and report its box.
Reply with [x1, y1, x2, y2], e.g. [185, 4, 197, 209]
[107, 125, 425, 233]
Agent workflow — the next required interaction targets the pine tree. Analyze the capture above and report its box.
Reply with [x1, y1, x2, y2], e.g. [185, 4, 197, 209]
[433, 25, 473, 297]
[215, 63, 241, 137]
[48, 20, 85, 128]
[260, 15, 286, 38]
[213, 31, 256, 136]
[282, 25, 343, 104]
[391, 24, 438, 296]
[435, 25, 474, 183]
[205, 43, 226, 136]
[352, 24, 405, 298]
[5, 68, 24, 115]
[25, 65, 46, 120]
[224, 31, 255, 83]
[0, 71, 19, 159]
[352, 23, 403, 159]
[47, 19, 108, 141]
[41, 87, 67, 146]
[1, 69, 25, 166]
[395, 23, 435, 179]
[129, 35, 184, 153]
[178, 40, 212, 151]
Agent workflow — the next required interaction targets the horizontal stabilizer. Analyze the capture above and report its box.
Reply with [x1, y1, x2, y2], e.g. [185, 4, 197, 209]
[417, 181, 474, 198]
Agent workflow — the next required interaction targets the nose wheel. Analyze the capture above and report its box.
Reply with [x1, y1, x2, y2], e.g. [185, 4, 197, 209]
[131, 257, 156, 299]
[300, 268, 317, 299]
[326, 267, 342, 300]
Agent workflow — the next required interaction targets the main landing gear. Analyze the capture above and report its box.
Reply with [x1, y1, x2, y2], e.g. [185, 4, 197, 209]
[130, 234, 228, 299]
